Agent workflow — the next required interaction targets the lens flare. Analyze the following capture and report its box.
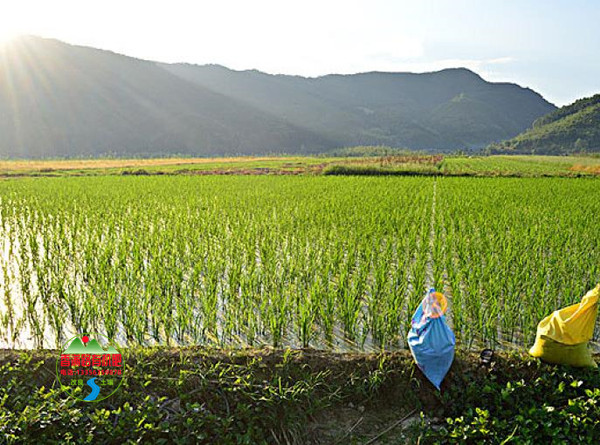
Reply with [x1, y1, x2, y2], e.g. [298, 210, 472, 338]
[0, 31, 19, 45]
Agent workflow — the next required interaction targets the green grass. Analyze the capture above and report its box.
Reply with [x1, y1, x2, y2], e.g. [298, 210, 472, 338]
[1, 349, 598, 444]
[322, 163, 440, 176]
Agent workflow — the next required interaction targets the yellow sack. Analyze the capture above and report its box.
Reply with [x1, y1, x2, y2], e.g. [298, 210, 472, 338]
[529, 284, 599, 368]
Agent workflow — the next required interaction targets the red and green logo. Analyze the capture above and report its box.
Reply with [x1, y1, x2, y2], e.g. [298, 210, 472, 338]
[56, 333, 124, 402]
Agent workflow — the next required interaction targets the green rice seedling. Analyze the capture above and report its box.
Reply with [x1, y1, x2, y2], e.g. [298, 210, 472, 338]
[1, 175, 597, 352]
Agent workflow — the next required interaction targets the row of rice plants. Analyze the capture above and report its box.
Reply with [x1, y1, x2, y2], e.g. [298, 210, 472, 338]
[0, 176, 433, 349]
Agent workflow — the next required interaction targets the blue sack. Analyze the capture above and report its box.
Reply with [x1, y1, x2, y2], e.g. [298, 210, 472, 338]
[408, 288, 455, 390]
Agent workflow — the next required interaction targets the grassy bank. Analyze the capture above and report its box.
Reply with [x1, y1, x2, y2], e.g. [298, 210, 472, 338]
[1, 348, 598, 444]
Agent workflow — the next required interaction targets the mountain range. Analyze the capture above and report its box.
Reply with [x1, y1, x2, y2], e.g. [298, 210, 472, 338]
[0, 36, 557, 157]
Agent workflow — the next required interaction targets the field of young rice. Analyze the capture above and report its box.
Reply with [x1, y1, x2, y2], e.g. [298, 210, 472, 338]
[0, 175, 598, 351]
[436, 178, 600, 349]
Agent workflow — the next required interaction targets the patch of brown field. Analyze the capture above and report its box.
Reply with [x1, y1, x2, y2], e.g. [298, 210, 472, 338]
[305, 163, 329, 173]
[0, 156, 287, 172]
[569, 164, 600, 174]
[183, 167, 304, 175]
[120, 167, 307, 176]
[340, 155, 444, 167]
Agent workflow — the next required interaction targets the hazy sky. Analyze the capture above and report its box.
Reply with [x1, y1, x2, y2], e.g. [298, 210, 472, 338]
[1, 0, 598, 106]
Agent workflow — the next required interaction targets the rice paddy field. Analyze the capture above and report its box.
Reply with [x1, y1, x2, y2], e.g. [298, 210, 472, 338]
[1, 174, 599, 352]
[2, 158, 600, 444]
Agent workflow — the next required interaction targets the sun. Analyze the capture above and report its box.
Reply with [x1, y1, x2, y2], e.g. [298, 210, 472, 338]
[0, 31, 19, 45]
